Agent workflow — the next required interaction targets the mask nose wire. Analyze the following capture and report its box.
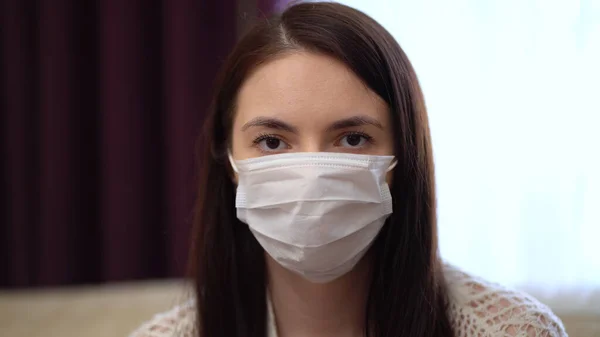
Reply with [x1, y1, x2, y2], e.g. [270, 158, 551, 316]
[228, 151, 239, 173]
[229, 152, 395, 173]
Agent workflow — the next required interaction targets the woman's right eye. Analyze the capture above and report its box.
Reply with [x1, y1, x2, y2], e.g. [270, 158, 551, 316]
[255, 136, 288, 152]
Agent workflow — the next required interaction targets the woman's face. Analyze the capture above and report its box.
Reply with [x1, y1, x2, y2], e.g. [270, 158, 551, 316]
[231, 51, 394, 161]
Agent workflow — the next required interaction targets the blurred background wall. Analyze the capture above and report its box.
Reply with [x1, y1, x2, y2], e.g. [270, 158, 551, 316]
[1, 0, 286, 288]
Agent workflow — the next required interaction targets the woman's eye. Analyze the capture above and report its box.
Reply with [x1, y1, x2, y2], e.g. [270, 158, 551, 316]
[339, 134, 369, 148]
[257, 137, 287, 151]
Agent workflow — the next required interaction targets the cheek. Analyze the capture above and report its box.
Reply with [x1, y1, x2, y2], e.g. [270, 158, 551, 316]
[230, 134, 244, 158]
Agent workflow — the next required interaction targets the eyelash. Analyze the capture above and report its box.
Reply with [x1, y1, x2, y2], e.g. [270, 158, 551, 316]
[252, 132, 283, 145]
[337, 130, 374, 146]
[251, 130, 375, 152]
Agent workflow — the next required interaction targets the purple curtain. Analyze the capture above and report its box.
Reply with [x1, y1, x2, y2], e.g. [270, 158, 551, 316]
[1, 0, 282, 288]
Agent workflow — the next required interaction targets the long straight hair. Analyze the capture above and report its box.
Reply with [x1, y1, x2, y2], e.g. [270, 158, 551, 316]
[189, 2, 454, 337]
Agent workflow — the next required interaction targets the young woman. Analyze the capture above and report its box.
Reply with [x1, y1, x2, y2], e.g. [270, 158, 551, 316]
[130, 2, 566, 337]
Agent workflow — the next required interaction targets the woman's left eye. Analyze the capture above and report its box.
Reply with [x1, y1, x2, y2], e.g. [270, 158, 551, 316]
[339, 133, 371, 148]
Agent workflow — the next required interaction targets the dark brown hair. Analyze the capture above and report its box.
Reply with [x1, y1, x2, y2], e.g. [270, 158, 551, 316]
[189, 2, 453, 337]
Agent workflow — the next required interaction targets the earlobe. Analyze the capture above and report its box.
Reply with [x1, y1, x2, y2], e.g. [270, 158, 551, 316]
[227, 167, 239, 185]
[387, 159, 398, 171]
[385, 158, 396, 186]
[227, 151, 239, 174]
[227, 151, 239, 185]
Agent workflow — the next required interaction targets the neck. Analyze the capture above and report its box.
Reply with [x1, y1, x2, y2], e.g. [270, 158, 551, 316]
[267, 253, 372, 337]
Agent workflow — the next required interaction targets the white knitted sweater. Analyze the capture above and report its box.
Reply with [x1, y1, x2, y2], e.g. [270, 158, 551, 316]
[129, 264, 567, 337]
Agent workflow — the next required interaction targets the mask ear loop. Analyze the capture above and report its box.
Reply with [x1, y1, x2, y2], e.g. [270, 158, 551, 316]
[228, 151, 239, 173]
[386, 159, 398, 172]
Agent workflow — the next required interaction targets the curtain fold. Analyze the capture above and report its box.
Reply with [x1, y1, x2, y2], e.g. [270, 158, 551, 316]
[1, 0, 284, 288]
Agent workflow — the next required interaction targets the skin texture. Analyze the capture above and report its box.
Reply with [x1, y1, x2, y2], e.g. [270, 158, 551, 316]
[230, 51, 394, 337]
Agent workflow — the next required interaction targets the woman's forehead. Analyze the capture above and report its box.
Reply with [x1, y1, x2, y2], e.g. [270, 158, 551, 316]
[233, 52, 389, 131]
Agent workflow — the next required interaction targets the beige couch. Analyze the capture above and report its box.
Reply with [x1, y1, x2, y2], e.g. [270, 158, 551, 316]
[0, 281, 598, 337]
[0, 281, 188, 337]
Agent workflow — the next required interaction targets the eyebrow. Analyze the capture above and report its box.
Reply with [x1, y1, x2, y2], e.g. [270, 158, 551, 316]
[325, 115, 384, 131]
[241, 117, 299, 133]
[240, 115, 384, 133]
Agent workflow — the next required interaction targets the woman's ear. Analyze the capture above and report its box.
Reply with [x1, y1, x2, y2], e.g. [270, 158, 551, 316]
[386, 170, 393, 186]
[385, 158, 397, 186]
[231, 170, 239, 185]
[227, 151, 239, 185]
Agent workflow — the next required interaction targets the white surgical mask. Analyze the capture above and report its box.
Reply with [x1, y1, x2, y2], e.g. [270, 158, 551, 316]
[229, 152, 396, 283]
